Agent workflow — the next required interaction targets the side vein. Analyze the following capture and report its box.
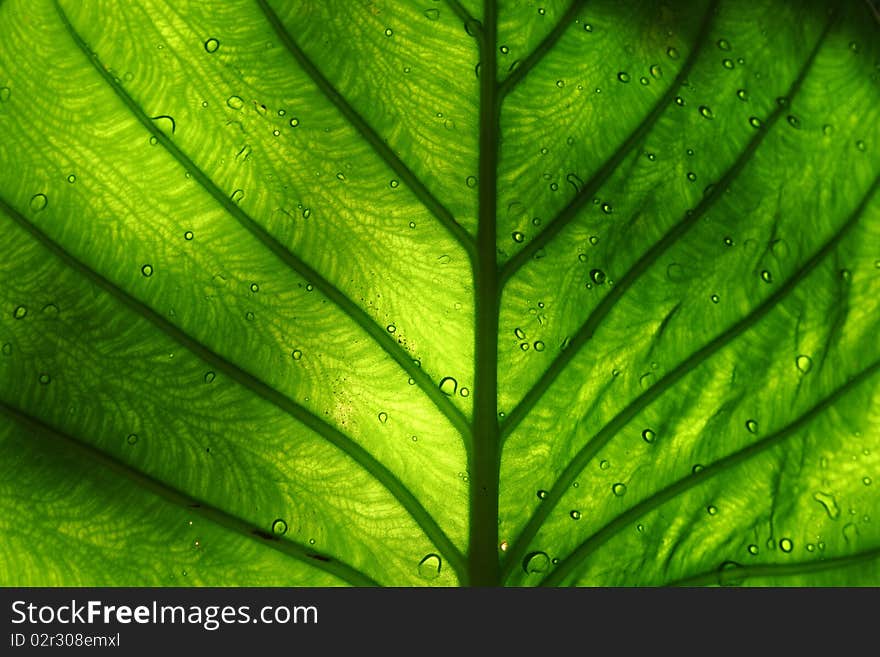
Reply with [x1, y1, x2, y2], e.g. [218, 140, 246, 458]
[540, 358, 880, 585]
[499, 7, 835, 440]
[254, 0, 476, 260]
[500, 173, 879, 582]
[52, 0, 472, 448]
[497, 0, 585, 98]
[0, 194, 467, 580]
[0, 401, 381, 587]
[499, 0, 719, 284]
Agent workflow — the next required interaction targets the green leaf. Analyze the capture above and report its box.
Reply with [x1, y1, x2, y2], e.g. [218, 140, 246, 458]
[1, 0, 878, 587]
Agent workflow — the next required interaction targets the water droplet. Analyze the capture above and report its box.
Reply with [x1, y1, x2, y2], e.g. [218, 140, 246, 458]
[66, 173, 77, 184]
[796, 354, 812, 373]
[512, 231, 525, 243]
[141, 264, 154, 277]
[272, 129, 280, 137]
[0, 86, 9, 102]
[617, 71, 630, 83]
[570, 510, 581, 520]
[250, 282, 259, 293]
[736, 88, 748, 101]
[12, 305, 27, 320]
[864, 476, 872, 486]
[38, 373, 51, 385]
[244, 311, 255, 321]
[583, 23, 593, 32]
[722, 58, 734, 69]
[855, 140, 866, 152]
[589, 235, 598, 245]
[424, 8, 440, 20]
[519, 342, 530, 351]
[386, 324, 396, 334]
[536, 490, 548, 500]
[30, 193, 48, 212]
[590, 269, 606, 285]
[231, 189, 244, 203]
[812, 491, 840, 519]
[226, 95, 243, 110]
[779, 537, 793, 553]
[686, 171, 697, 182]
[499, 45, 509, 55]
[787, 115, 801, 129]
[843, 522, 859, 543]
[649, 64, 662, 79]
[639, 76, 649, 85]
[642, 428, 656, 444]
[460, 387, 469, 397]
[202, 371, 216, 384]
[533, 341, 545, 352]
[384, 28, 393, 37]
[291, 349, 303, 360]
[600, 459, 610, 470]
[710, 294, 720, 304]
[747, 544, 759, 555]
[760, 270, 773, 283]
[438, 376, 458, 396]
[184, 230, 194, 240]
[204, 38, 220, 53]
[601, 202, 612, 214]
[639, 372, 654, 389]
[717, 38, 731, 51]
[149, 136, 158, 146]
[126, 433, 138, 445]
[522, 551, 551, 574]
[612, 483, 627, 497]
[745, 419, 758, 434]
[513, 327, 526, 340]
[707, 505, 718, 515]
[555, 79, 564, 88]
[717, 561, 745, 586]
[822, 123, 833, 136]
[674, 96, 685, 106]
[1, 343, 11, 356]
[692, 464, 705, 474]
[417, 553, 441, 579]
[272, 519, 288, 535]
[378, 412, 388, 423]
[749, 116, 763, 129]
[667, 46, 680, 59]
[699, 105, 714, 119]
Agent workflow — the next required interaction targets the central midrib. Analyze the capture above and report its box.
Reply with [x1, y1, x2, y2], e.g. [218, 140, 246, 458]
[469, 0, 502, 587]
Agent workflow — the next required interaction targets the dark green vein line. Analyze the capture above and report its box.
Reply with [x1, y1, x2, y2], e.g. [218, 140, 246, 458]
[539, 358, 880, 586]
[498, 0, 718, 284]
[254, 0, 475, 260]
[497, 0, 585, 98]
[500, 174, 879, 582]
[444, 0, 477, 28]
[665, 546, 880, 587]
[0, 400, 380, 587]
[469, 0, 502, 587]
[0, 194, 467, 581]
[499, 7, 834, 440]
[52, 0, 471, 450]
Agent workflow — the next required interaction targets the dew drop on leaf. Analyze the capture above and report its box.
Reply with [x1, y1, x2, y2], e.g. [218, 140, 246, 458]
[710, 294, 720, 304]
[141, 264, 153, 277]
[779, 537, 793, 553]
[378, 412, 388, 424]
[291, 349, 303, 360]
[747, 544, 759, 555]
[745, 419, 758, 434]
[289, 117, 300, 127]
[617, 71, 630, 83]
[271, 519, 288, 535]
[460, 387, 469, 397]
[231, 189, 244, 203]
[417, 553, 441, 579]
[533, 341, 545, 352]
[722, 58, 734, 69]
[570, 510, 581, 520]
[760, 270, 773, 283]
[717, 561, 745, 587]
[699, 105, 714, 119]
[512, 231, 525, 243]
[813, 491, 840, 519]
[666, 46, 680, 59]
[204, 38, 219, 53]
[590, 269, 606, 285]
[537, 490, 547, 500]
[424, 8, 439, 20]
[855, 140, 866, 152]
[204, 371, 215, 384]
[707, 505, 718, 515]
[601, 202, 612, 214]
[1, 343, 11, 356]
[30, 193, 48, 212]
[642, 428, 656, 444]
[717, 38, 731, 50]
[736, 88, 748, 101]
[863, 476, 872, 486]
[612, 482, 627, 497]
[439, 377, 457, 395]
[749, 116, 763, 129]
[384, 28, 393, 37]
[599, 459, 610, 470]
[13, 305, 27, 320]
[126, 433, 138, 445]
[38, 373, 51, 385]
[796, 354, 812, 373]
[843, 522, 860, 543]
[522, 551, 551, 574]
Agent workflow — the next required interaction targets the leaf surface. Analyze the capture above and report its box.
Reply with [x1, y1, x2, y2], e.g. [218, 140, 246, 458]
[0, 0, 878, 586]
